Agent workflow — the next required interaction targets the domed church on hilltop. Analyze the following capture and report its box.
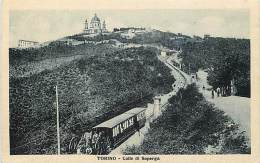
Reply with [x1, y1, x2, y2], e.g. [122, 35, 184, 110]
[83, 13, 108, 34]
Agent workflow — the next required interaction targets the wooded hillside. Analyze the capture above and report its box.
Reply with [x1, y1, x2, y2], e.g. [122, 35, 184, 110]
[180, 38, 250, 97]
[9, 45, 175, 154]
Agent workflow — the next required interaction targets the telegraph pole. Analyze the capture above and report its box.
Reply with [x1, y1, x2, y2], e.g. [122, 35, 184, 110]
[189, 63, 191, 75]
[56, 84, 61, 155]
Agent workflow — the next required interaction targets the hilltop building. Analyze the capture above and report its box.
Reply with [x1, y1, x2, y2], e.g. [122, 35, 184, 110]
[204, 34, 211, 39]
[120, 29, 136, 39]
[18, 40, 39, 49]
[83, 13, 108, 34]
[193, 35, 202, 40]
[113, 27, 146, 39]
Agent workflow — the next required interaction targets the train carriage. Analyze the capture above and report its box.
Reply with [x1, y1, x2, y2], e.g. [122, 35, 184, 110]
[77, 107, 146, 155]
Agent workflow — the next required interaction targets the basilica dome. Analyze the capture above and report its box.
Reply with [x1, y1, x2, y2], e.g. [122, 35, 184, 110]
[91, 13, 100, 22]
[83, 13, 107, 34]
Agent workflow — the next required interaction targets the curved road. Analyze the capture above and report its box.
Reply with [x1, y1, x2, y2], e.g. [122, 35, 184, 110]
[110, 52, 190, 154]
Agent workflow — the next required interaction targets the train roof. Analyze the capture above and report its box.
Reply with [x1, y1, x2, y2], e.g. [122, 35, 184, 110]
[93, 107, 146, 129]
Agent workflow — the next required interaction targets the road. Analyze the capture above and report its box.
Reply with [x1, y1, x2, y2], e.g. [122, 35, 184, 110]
[110, 52, 190, 154]
[196, 70, 251, 144]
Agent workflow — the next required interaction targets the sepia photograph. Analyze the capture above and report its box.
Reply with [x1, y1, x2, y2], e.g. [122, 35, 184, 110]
[8, 9, 251, 155]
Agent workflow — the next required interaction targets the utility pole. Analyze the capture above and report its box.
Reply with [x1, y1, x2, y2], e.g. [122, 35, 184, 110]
[189, 63, 191, 75]
[56, 84, 61, 155]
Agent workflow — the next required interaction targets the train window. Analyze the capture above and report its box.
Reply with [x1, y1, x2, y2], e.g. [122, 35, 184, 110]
[113, 126, 119, 137]
[112, 117, 134, 137]
[137, 111, 145, 121]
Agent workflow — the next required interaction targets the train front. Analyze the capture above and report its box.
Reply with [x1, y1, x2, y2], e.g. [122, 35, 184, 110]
[77, 129, 112, 155]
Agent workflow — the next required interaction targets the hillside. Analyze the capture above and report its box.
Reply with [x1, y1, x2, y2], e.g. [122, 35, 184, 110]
[9, 29, 250, 155]
[9, 43, 118, 77]
[68, 30, 189, 50]
[9, 42, 175, 154]
[124, 85, 250, 154]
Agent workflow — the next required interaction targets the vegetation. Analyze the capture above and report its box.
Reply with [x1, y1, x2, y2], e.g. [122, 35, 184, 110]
[9, 42, 118, 65]
[9, 44, 175, 154]
[124, 84, 250, 154]
[9, 29, 250, 155]
[180, 37, 250, 97]
[113, 27, 145, 32]
[69, 30, 188, 50]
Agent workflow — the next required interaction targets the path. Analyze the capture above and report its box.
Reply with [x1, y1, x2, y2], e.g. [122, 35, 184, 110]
[196, 70, 251, 143]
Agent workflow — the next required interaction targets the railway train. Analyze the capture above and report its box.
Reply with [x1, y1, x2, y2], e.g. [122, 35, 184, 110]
[75, 107, 146, 155]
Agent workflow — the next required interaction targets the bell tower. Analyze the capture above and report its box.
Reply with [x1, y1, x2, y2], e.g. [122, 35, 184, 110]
[102, 20, 107, 33]
[84, 19, 88, 30]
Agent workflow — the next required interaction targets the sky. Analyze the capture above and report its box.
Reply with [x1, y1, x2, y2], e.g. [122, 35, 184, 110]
[9, 9, 249, 47]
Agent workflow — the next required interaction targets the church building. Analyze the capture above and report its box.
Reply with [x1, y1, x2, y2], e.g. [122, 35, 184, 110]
[83, 13, 108, 34]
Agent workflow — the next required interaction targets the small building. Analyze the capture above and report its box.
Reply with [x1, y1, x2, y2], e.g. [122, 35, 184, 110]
[134, 28, 146, 34]
[193, 35, 203, 41]
[161, 49, 176, 57]
[152, 96, 161, 119]
[204, 34, 211, 39]
[120, 29, 136, 39]
[18, 40, 39, 49]
[160, 51, 167, 57]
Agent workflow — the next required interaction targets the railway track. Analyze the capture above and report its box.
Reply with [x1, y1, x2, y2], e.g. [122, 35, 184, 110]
[75, 49, 190, 155]
[110, 54, 190, 154]
[165, 56, 190, 87]
[157, 55, 190, 111]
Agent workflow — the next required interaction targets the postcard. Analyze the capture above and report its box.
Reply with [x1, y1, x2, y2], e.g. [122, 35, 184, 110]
[1, 0, 260, 163]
